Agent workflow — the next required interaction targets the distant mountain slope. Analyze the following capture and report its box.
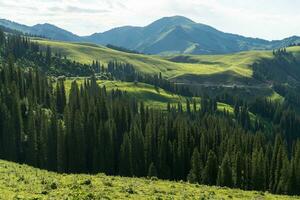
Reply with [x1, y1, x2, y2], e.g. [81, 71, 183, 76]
[85, 16, 300, 55]
[0, 19, 81, 41]
[1, 16, 300, 55]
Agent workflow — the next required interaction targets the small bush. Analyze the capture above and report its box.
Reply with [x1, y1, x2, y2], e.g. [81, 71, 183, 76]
[123, 186, 136, 194]
[81, 179, 92, 185]
[41, 190, 48, 195]
[103, 180, 113, 187]
[50, 182, 58, 190]
[86, 193, 95, 200]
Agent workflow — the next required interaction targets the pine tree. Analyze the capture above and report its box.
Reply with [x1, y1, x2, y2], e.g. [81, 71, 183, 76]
[269, 135, 282, 192]
[24, 109, 38, 166]
[217, 153, 233, 187]
[276, 150, 290, 194]
[0, 29, 4, 47]
[129, 118, 145, 177]
[57, 120, 66, 172]
[55, 80, 66, 114]
[148, 162, 157, 177]
[157, 125, 170, 179]
[73, 110, 86, 172]
[251, 148, 265, 190]
[46, 45, 51, 66]
[233, 151, 243, 188]
[119, 133, 132, 176]
[202, 150, 218, 185]
[47, 113, 58, 171]
[187, 148, 201, 183]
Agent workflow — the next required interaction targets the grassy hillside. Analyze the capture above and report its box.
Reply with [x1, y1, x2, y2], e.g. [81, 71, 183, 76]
[1, 159, 299, 200]
[35, 39, 300, 82]
[33, 39, 272, 79]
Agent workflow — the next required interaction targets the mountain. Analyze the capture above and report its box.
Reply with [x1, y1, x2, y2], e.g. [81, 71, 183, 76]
[1, 16, 300, 55]
[86, 16, 300, 55]
[0, 19, 81, 41]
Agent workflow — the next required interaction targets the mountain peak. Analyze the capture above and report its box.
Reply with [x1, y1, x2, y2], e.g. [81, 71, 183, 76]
[150, 16, 195, 27]
[33, 23, 59, 29]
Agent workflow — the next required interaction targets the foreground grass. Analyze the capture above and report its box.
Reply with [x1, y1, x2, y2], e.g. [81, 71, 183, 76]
[0, 160, 299, 200]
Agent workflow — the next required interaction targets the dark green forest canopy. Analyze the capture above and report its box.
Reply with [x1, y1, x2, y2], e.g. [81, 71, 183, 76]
[0, 28, 300, 196]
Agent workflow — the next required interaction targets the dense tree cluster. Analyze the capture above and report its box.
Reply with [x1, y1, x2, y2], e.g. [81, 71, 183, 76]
[106, 61, 193, 96]
[106, 44, 143, 54]
[252, 49, 300, 84]
[0, 58, 299, 195]
[288, 43, 300, 47]
[0, 33, 95, 76]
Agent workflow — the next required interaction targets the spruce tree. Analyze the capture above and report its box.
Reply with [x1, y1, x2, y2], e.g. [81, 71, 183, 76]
[148, 162, 157, 177]
[217, 153, 233, 187]
[129, 118, 145, 177]
[187, 148, 201, 183]
[46, 45, 51, 66]
[57, 120, 66, 172]
[24, 109, 38, 166]
[251, 148, 265, 190]
[202, 150, 218, 185]
[119, 133, 132, 176]
[0, 29, 4, 47]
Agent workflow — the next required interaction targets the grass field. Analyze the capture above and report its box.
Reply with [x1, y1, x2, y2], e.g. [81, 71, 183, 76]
[1, 159, 299, 200]
[33, 39, 284, 79]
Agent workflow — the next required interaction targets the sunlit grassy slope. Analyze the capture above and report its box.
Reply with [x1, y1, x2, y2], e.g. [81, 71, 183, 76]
[1, 160, 299, 200]
[63, 79, 234, 112]
[33, 39, 283, 79]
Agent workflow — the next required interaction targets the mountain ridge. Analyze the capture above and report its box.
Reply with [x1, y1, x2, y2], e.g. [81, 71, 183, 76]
[1, 16, 300, 55]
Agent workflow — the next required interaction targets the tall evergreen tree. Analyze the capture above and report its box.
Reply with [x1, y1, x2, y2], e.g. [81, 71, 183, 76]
[202, 150, 218, 185]
[187, 148, 201, 183]
[119, 133, 132, 176]
[217, 153, 233, 187]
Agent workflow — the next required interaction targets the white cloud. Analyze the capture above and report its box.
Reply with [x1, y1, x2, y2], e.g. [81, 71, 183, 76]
[0, 0, 299, 39]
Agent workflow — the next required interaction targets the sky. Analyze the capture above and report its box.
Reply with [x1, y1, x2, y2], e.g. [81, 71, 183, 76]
[0, 0, 299, 40]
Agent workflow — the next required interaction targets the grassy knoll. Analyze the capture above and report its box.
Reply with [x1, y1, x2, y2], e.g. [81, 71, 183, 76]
[0, 159, 299, 200]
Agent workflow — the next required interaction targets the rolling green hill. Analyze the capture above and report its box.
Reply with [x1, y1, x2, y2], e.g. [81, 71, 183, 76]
[36, 38, 300, 80]
[34, 38, 270, 79]
[1, 159, 299, 200]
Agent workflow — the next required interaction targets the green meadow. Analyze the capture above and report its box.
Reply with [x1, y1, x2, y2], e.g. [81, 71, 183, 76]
[1, 160, 299, 200]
